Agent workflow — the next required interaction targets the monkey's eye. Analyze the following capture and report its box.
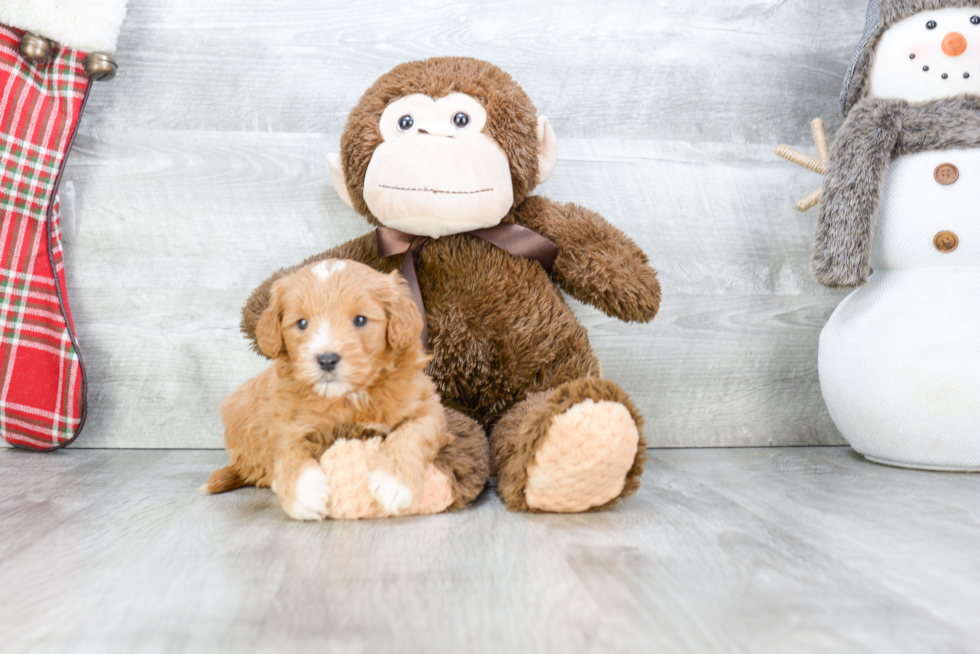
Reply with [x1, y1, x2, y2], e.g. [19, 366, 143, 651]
[972, 15, 979, 25]
[398, 115, 414, 131]
[297, 319, 308, 330]
[453, 112, 469, 128]
[353, 316, 368, 327]
[927, 20, 937, 29]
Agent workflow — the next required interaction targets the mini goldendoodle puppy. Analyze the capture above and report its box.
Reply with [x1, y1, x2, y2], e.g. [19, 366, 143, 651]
[203, 259, 448, 520]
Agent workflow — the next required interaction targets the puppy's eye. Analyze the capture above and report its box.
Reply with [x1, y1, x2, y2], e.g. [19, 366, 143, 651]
[453, 112, 469, 128]
[398, 115, 414, 131]
[297, 319, 308, 330]
[353, 316, 368, 327]
[927, 20, 937, 29]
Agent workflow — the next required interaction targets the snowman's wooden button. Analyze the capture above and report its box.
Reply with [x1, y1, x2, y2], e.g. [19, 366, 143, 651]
[934, 230, 959, 253]
[935, 163, 959, 185]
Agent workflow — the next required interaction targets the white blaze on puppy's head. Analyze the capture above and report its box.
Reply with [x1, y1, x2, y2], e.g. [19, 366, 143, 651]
[311, 259, 346, 282]
[869, 7, 980, 102]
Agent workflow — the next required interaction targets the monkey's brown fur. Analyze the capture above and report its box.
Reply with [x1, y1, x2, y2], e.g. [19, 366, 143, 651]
[243, 58, 661, 512]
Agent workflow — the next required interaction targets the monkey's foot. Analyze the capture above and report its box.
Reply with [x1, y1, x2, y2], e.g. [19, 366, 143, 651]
[521, 378, 645, 513]
[525, 401, 638, 512]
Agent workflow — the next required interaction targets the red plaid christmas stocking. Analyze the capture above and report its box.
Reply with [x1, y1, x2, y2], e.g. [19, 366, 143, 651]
[0, 27, 90, 450]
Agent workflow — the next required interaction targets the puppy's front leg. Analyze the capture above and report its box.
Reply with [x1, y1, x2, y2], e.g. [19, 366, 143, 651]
[368, 398, 448, 515]
[273, 434, 331, 521]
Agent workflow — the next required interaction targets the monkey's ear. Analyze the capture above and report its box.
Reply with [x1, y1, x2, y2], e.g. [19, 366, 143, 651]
[535, 116, 558, 185]
[328, 153, 355, 209]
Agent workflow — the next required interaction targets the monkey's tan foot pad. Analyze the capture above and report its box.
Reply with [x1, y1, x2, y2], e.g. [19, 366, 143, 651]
[524, 397, 640, 513]
[319, 437, 454, 519]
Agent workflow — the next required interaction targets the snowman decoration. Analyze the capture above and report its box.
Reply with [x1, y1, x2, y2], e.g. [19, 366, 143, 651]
[779, 0, 980, 470]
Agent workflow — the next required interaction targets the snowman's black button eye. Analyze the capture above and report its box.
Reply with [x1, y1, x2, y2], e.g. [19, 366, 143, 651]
[942, 73, 949, 79]
[927, 20, 937, 29]
[924, 65, 930, 71]
[910, 53, 916, 59]
[453, 112, 469, 128]
[398, 115, 414, 131]
[966, 72, 971, 78]
[972, 16, 979, 25]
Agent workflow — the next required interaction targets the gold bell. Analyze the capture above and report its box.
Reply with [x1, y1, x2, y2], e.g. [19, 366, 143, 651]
[19, 33, 53, 65]
[84, 52, 117, 81]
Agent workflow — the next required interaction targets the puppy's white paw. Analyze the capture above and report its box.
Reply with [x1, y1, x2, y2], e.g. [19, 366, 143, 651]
[367, 470, 414, 515]
[282, 466, 331, 521]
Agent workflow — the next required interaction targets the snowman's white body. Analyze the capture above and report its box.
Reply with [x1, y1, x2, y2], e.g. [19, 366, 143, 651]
[818, 6, 980, 469]
[820, 148, 980, 469]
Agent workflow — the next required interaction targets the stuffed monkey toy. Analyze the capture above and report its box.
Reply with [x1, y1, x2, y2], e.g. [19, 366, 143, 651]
[242, 57, 661, 515]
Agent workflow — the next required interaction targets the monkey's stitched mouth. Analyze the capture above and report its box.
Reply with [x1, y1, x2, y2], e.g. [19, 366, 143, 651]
[379, 185, 493, 195]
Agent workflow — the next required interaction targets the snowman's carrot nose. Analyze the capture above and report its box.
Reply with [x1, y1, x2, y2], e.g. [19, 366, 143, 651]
[943, 32, 967, 56]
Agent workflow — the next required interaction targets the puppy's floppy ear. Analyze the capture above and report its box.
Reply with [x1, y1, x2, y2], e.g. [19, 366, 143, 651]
[384, 272, 424, 352]
[256, 279, 287, 359]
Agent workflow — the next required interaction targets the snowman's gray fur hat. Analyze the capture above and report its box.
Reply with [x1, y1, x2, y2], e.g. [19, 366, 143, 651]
[840, 0, 980, 114]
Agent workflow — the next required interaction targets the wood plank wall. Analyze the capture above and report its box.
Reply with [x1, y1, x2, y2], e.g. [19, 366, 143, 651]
[42, 0, 866, 448]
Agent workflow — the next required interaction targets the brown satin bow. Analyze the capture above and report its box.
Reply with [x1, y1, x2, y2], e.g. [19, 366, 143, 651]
[376, 223, 559, 348]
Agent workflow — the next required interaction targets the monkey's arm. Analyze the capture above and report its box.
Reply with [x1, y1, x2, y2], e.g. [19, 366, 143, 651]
[241, 232, 388, 356]
[813, 99, 903, 288]
[514, 195, 661, 323]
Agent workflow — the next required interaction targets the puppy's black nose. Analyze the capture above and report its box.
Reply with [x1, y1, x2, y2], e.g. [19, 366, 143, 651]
[317, 353, 341, 372]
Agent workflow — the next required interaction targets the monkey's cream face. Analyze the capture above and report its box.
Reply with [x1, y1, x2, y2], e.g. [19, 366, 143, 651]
[361, 93, 515, 239]
[868, 7, 980, 103]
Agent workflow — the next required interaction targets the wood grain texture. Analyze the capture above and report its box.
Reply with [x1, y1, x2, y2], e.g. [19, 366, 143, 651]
[9, 0, 870, 448]
[82, 1, 863, 143]
[1, 448, 978, 653]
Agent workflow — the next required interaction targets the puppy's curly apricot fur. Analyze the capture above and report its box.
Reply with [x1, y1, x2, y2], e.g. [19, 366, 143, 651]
[205, 260, 452, 520]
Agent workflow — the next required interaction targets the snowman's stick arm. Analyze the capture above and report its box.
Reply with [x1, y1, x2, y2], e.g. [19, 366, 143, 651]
[796, 188, 822, 212]
[775, 146, 826, 175]
[775, 117, 830, 211]
[811, 118, 830, 166]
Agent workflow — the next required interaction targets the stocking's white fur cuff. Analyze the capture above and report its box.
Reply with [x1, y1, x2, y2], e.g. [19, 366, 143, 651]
[0, 0, 128, 52]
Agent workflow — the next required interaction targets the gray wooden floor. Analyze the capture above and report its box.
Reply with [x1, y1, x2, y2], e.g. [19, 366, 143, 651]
[1, 447, 977, 654]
